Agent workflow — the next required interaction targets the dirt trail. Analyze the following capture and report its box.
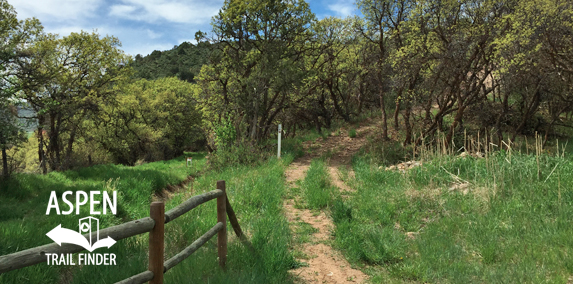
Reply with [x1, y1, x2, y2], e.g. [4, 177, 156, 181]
[285, 118, 377, 283]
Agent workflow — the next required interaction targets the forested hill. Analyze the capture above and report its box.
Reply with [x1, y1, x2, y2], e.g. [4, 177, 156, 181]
[131, 41, 211, 83]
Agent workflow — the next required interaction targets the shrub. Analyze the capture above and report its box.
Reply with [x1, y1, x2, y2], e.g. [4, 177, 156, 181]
[210, 139, 271, 169]
[348, 128, 357, 138]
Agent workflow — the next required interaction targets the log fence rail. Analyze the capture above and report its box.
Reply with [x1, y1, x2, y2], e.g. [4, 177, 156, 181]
[0, 180, 249, 284]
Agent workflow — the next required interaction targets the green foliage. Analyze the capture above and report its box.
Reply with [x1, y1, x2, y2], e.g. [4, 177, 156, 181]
[213, 116, 236, 150]
[198, 0, 316, 142]
[348, 128, 357, 138]
[209, 139, 270, 170]
[362, 138, 413, 166]
[0, 0, 44, 177]
[209, 117, 269, 169]
[131, 41, 212, 83]
[93, 77, 203, 165]
[296, 16, 364, 126]
[18, 30, 131, 171]
[280, 137, 305, 159]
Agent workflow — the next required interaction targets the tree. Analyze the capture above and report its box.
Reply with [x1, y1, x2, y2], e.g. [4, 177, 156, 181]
[380, 0, 513, 146]
[18, 31, 131, 171]
[0, 0, 44, 177]
[199, 0, 315, 143]
[93, 77, 202, 165]
[494, 0, 573, 143]
[357, 0, 412, 140]
[295, 17, 363, 132]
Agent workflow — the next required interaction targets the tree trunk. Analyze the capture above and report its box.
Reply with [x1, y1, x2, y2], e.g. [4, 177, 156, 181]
[314, 114, 321, 133]
[393, 100, 401, 130]
[65, 126, 77, 170]
[495, 87, 509, 148]
[380, 90, 388, 140]
[37, 124, 47, 175]
[48, 114, 59, 171]
[403, 104, 412, 145]
[393, 85, 403, 130]
[1, 145, 8, 178]
[328, 81, 350, 122]
[357, 82, 364, 114]
[250, 95, 259, 142]
[446, 105, 466, 147]
[511, 90, 540, 142]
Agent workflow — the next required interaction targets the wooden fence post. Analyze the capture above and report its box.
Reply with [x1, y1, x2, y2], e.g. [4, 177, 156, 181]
[149, 201, 165, 284]
[216, 180, 227, 269]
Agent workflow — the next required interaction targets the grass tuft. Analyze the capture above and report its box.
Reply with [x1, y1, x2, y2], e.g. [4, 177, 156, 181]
[301, 159, 336, 209]
[348, 128, 357, 138]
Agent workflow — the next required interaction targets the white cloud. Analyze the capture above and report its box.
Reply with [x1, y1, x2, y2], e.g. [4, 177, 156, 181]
[327, 1, 355, 17]
[8, 0, 219, 56]
[111, 0, 222, 24]
[10, 0, 102, 21]
[146, 29, 162, 39]
[109, 4, 138, 16]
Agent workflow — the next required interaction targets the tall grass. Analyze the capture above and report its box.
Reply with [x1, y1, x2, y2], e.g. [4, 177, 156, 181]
[301, 159, 336, 209]
[333, 151, 573, 283]
[162, 157, 296, 283]
[0, 153, 297, 283]
[0, 153, 205, 283]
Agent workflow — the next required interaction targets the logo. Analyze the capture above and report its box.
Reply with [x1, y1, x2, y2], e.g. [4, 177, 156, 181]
[44, 190, 118, 266]
[46, 217, 116, 252]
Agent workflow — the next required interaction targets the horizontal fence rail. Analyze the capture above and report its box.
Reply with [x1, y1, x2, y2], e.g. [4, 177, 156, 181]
[0, 180, 251, 284]
[164, 189, 224, 224]
[0, 217, 155, 273]
[164, 222, 224, 272]
[115, 271, 155, 284]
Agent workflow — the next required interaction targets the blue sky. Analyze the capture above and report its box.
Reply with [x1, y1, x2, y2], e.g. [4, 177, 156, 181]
[9, 0, 359, 57]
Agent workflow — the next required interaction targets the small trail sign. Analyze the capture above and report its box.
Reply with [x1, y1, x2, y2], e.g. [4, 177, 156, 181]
[277, 124, 282, 159]
[186, 157, 193, 167]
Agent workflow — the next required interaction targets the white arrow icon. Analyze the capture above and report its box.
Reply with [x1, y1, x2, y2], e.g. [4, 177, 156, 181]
[90, 236, 116, 250]
[46, 224, 116, 252]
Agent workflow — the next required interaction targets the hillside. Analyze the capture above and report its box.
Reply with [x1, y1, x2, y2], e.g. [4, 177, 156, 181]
[130, 41, 212, 83]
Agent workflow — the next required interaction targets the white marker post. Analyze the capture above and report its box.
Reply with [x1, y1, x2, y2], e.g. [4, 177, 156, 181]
[186, 157, 193, 167]
[277, 124, 282, 159]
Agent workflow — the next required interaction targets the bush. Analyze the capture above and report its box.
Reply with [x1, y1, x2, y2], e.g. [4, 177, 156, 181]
[348, 128, 357, 138]
[209, 139, 271, 169]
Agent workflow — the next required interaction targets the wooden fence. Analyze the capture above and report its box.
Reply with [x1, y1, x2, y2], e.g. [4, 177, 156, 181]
[0, 180, 251, 284]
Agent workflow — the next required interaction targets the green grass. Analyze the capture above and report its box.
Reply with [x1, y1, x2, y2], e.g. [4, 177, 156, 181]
[160, 156, 296, 283]
[0, 153, 206, 283]
[301, 159, 336, 210]
[348, 128, 357, 138]
[293, 221, 319, 245]
[0, 153, 297, 283]
[332, 152, 573, 283]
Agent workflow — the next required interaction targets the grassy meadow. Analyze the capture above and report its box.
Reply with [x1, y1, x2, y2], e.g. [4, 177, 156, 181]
[0, 152, 206, 283]
[331, 149, 573, 283]
[0, 151, 297, 283]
